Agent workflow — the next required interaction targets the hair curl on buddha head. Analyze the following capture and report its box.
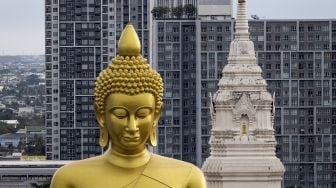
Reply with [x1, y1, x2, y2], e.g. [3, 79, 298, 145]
[94, 55, 163, 114]
[94, 23, 163, 115]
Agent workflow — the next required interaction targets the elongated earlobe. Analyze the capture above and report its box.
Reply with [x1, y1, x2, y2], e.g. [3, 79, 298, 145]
[99, 128, 109, 148]
[148, 126, 157, 147]
[148, 104, 162, 147]
[95, 104, 109, 148]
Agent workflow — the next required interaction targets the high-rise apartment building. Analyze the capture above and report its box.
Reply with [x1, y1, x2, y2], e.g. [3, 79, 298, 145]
[152, 0, 232, 167]
[153, 12, 336, 188]
[45, 0, 150, 160]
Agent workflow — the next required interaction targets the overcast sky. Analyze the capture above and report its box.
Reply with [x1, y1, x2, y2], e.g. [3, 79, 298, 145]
[0, 0, 335, 55]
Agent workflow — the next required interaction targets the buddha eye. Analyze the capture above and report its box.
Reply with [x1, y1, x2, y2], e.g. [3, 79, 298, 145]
[112, 108, 128, 119]
[136, 108, 151, 119]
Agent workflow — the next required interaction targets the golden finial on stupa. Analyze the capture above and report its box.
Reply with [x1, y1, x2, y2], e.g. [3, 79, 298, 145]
[118, 23, 141, 56]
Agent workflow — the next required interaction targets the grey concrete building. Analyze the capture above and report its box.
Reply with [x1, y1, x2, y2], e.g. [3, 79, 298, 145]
[152, 0, 233, 168]
[0, 161, 69, 187]
[45, 0, 150, 160]
[153, 17, 336, 188]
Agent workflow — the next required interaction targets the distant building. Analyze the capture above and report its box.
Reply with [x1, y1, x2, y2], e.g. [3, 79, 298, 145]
[1, 96, 17, 105]
[23, 72, 45, 80]
[0, 161, 70, 187]
[17, 100, 26, 106]
[18, 107, 34, 117]
[0, 120, 19, 128]
[25, 126, 46, 143]
[0, 103, 5, 110]
[45, 0, 151, 160]
[34, 106, 45, 116]
[0, 152, 22, 161]
[197, 0, 232, 20]
[0, 133, 25, 148]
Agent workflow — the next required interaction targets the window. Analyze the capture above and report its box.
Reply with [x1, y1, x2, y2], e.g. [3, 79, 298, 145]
[208, 36, 215, 41]
[291, 25, 296, 32]
[208, 26, 215, 32]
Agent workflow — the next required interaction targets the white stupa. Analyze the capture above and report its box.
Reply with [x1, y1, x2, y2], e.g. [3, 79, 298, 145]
[201, 0, 285, 188]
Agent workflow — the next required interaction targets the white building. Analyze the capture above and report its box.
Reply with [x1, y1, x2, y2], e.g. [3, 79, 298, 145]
[0, 120, 19, 128]
[18, 107, 34, 117]
[198, 0, 232, 20]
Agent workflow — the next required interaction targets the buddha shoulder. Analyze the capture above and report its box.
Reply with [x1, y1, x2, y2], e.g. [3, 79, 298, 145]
[144, 154, 206, 188]
[51, 156, 105, 187]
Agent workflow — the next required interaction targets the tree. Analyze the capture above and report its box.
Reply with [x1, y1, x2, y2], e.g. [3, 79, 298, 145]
[30, 179, 51, 188]
[183, 4, 196, 18]
[151, 6, 170, 19]
[161, 7, 170, 18]
[24, 135, 45, 156]
[172, 5, 183, 18]
[0, 109, 14, 120]
[151, 7, 159, 19]
[26, 74, 41, 85]
[0, 122, 17, 135]
[17, 140, 25, 151]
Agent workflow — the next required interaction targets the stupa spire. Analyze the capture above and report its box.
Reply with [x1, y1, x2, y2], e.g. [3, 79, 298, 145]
[227, 0, 256, 65]
[235, 0, 250, 40]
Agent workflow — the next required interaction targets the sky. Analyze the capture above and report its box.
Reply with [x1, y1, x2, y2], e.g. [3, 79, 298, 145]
[0, 0, 335, 55]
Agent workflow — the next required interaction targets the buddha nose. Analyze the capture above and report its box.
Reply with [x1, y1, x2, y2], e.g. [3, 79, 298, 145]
[126, 115, 139, 132]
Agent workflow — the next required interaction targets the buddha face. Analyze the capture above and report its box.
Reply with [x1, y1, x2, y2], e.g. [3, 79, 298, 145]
[98, 93, 160, 154]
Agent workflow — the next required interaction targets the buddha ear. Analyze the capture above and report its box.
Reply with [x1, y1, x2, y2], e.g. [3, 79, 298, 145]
[148, 103, 162, 147]
[94, 104, 109, 148]
[94, 104, 105, 128]
[153, 103, 163, 127]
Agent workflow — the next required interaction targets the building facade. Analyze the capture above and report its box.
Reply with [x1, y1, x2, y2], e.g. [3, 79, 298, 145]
[155, 0, 197, 9]
[0, 161, 69, 187]
[45, 0, 150, 160]
[153, 18, 336, 187]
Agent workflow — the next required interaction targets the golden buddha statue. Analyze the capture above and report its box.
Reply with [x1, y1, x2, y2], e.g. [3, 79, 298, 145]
[51, 23, 206, 188]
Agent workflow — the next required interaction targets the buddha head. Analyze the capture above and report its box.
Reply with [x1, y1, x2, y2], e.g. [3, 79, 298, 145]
[94, 23, 163, 154]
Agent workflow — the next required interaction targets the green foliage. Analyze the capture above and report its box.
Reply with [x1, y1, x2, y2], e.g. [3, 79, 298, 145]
[0, 109, 15, 120]
[24, 135, 45, 156]
[0, 122, 17, 135]
[26, 74, 41, 85]
[151, 6, 170, 19]
[152, 4, 196, 19]
[18, 115, 45, 128]
[171, 5, 183, 18]
[30, 179, 51, 188]
[17, 140, 25, 151]
[183, 4, 196, 18]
